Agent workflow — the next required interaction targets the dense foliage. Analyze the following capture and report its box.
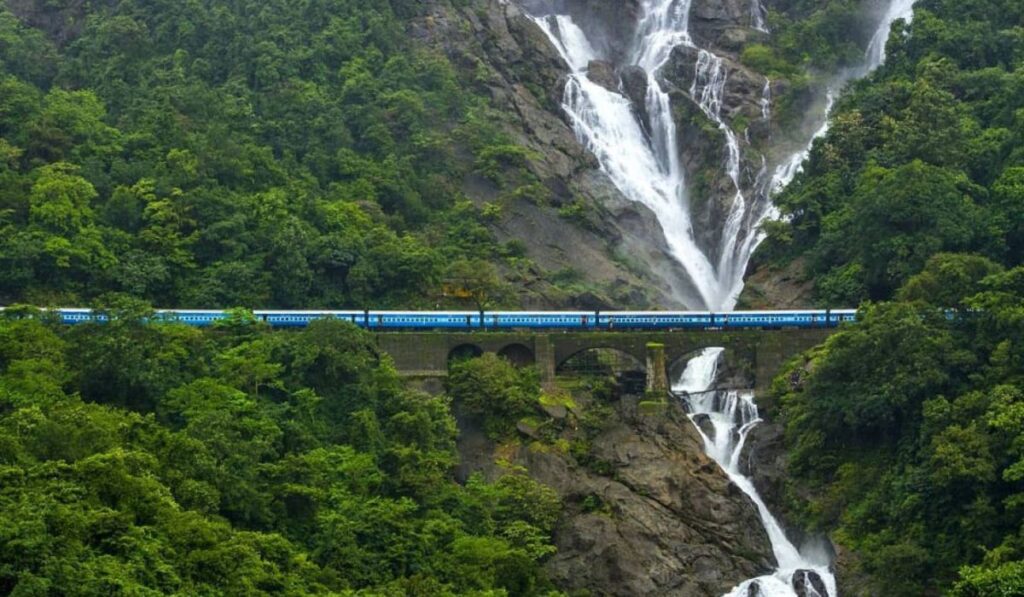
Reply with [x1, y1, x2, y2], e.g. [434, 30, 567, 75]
[0, 305, 561, 594]
[761, 0, 1024, 303]
[773, 256, 1024, 594]
[760, 6, 1024, 593]
[0, 0, 535, 308]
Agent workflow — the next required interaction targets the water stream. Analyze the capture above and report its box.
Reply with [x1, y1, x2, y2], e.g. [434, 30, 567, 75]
[528, 1, 918, 594]
[676, 349, 835, 596]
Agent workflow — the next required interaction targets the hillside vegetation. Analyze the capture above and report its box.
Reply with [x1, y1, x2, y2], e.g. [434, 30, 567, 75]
[0, 304, 561, 594]
[758, 0, 1024, 594]
[762, 0, 1024, 303]
[0, 0, 536, 308]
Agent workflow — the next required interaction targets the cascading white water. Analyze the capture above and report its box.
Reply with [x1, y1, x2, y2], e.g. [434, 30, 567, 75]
[760, 79, 772, 122]
[531, 3, 919, 593]
[866, 0, 916, 68]
[532, 1, 754, 309]
[528, 0, 918, 312]
[532, 13, 722, 308]
[676, 348, 836, 597]
[751, 0, 769, 33]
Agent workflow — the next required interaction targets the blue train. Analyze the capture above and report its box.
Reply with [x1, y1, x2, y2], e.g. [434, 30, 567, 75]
[5, 308, 859, 330]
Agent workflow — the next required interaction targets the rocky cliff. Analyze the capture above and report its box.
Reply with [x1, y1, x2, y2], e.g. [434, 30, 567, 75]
[410, 0, 703, 308]
[458, 387, 776, 596]
[407, 0, 833, 309]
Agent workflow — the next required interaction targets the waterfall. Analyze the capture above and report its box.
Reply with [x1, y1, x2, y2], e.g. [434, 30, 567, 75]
[527, 0, 919, 312]
[771, 0, 916, 191]
[531, 8, 722, 308]
[865, 0, 916, 68]
[760, 79, 772, 122]
[751, 0, 769, 33]
[531, 0, 771, 309]
[677, 349, 836, 597]
[530, 3, 919, 591]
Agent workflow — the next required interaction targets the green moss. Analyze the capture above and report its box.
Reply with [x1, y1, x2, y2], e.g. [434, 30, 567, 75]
[540, 391, 577, 411]
[638, 399, 667, 415]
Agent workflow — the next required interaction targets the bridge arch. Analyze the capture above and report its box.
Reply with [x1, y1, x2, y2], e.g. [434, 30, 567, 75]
[448, 343, 483, 363]
[497, 343, 535, 368]
[556, 346, 645, 377]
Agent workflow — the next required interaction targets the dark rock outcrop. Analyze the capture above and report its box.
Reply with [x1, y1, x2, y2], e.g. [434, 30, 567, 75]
[738, 257, 816, 309]
[5, 0, 114, 46]
[620, 65, 649, 105]
[620, 64, 652, 134]
[586, 59, 619, 91]
[459, 394, 777, 596]
[793, 569, 830, 597]
[519, 0, 642, 63]
[692, 412, 716, 437]
[690, 0, 769, 51]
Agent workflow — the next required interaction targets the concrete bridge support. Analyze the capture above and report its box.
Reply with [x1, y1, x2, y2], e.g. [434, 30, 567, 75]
[645, 343, 667, 394]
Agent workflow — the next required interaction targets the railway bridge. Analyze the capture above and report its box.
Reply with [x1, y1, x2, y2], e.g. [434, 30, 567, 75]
[375, 328, 836, 394]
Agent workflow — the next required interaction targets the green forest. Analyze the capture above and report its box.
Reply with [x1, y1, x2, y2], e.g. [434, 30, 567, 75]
[760, 0, 1024, 594]
[763, 0, 1024, 303]
[0, 303, 561, 595]
[2, 0, 1024, 594]
[0, 0, 529, 309]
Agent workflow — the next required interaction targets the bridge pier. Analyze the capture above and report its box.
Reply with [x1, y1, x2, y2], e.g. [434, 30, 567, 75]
[645, 343, 668, 394]
[535, 335, 556, 391]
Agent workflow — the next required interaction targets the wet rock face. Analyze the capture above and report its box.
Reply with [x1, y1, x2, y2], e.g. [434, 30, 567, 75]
[661, 45, 770, 135]
[586, 60, 619, 91]
[654, 43, 774, 261]
[519, 0, 642, 63]
[409, 0, 698, 308]
[692, 412, 716, 438]
[516, 398, 776, 596]
[619, 65, 650, 106]
[691, 0, 768, 51]
[739, 420, 805, 541]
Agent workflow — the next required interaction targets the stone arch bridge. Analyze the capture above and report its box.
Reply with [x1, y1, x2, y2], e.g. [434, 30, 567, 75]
[375, 329, 835, 394]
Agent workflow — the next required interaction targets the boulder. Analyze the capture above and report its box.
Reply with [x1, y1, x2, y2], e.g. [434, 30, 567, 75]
[692, 412, 716, 438]
[792, 569, 830, 597]
[586, 59, 618, 91]
[619, 64, 649, 105]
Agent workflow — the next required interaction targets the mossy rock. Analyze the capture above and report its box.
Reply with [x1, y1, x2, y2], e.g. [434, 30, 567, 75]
[539, 391, 577, 419]
[638, 400, 668, 416]
[516, 416, 545, 439]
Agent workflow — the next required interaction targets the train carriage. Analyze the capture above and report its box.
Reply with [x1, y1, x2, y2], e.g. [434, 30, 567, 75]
[488, 311, 597, 330]
[1, 307, 864, 331]
[600, 311, 713, 330]
[363, 311, 481, 330]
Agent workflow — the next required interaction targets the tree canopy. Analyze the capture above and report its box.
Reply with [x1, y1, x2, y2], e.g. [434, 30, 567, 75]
[0, 0, 541, 309]
[0, 311, 562, 594]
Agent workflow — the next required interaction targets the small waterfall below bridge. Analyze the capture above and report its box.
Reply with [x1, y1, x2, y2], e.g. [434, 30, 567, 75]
[676, 348, 835, 597]
[528, 0, 919, 594]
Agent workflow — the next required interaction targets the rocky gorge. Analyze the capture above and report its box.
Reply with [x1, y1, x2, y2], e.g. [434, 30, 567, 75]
[456, 383, 778, 596]
[419, 1, 917, 594]
[411, 0, 839, 311]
